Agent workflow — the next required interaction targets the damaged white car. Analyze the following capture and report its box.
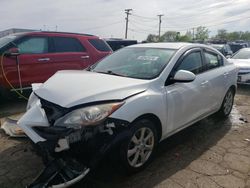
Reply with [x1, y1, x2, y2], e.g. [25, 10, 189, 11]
[18, 43, 238, 187]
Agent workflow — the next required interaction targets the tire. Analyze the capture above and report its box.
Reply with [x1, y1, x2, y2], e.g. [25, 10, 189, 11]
[119, 119, 158, 173]
[217, 88, 235, 117]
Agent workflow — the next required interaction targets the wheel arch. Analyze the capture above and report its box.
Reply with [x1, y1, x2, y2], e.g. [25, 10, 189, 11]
[131, 113, 162, 142]
[229, 84, 236, 95]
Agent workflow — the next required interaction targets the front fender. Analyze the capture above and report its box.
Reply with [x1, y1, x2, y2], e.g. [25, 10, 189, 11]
[110, 90, 166, 139]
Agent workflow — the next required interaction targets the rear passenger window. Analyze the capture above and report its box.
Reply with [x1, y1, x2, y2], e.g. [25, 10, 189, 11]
[52, 37, 86, 52]
[176, 51, 203, 74]
[17, 37, 48, 54]
[88, 39, 112, 52]
[204, 51, 222, 70]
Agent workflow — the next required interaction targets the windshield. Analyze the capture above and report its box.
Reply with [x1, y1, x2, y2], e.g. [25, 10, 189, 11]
[0, 35, 17, 48]
[232, 49, 250, 59]
[92, 47, 176, 79]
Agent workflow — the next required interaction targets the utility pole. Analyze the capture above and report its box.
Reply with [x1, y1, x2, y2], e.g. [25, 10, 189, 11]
[125, 9, 132, 39]
[157, 14, 164, 41]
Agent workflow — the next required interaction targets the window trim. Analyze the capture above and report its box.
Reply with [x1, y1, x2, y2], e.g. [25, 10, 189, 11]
[15, 36, 49, 55]
[50, 36, 86, 53]
[165, 48, 203, 86]
[202, 48, 224, 72]
[88, 38, 112, 52]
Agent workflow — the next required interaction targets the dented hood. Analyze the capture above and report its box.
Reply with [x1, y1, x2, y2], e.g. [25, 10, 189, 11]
[35, 70, 149, 108]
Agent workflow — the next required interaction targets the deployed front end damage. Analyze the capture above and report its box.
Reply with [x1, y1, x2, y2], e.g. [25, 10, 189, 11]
[18, 95, 130, 188]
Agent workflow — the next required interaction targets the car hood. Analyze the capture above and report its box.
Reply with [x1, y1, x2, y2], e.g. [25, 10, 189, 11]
[35, 70, 150, 108]
[229, 59, 250, 69]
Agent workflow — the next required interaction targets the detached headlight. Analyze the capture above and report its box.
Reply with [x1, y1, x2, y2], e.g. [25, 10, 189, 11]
[54, 102, 124, 128]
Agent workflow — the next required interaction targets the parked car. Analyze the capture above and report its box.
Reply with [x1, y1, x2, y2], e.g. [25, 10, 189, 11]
[209, 44, 233, 57]
[18, 43, 238, 187]
[229, 48, 250, 84]
[105, 38, 137, 51]
[228, 42, 247, 53]
[0, 31, 112, 98]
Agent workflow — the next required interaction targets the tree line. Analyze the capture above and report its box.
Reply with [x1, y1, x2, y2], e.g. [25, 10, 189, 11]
[145, 26, 250, 42]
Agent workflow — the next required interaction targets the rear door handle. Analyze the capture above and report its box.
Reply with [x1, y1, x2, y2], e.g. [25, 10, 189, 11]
[38, 58, 50, 62]
[223, 72, 229, 76]
[81, 55, 89, 59]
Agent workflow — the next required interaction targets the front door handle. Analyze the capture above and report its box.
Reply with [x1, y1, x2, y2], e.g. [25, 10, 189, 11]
[223, 72, 229, 76]
[38, 58, 50, 62]
[81, 55, 89, 59]
[201, 80, 209, 87]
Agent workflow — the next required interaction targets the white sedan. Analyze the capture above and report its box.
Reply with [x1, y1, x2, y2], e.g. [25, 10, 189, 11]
[18, 43, 238, 188]
[229, 48, 250, 84]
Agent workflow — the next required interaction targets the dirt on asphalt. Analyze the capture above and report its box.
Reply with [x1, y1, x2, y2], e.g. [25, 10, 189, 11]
[0, 85, 250, 188]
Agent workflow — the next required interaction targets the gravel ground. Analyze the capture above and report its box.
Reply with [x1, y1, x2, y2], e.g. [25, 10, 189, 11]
[0, 85, 250, 188]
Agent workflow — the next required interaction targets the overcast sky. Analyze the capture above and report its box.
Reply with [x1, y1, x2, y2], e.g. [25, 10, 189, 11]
[1, 0, 250, 41]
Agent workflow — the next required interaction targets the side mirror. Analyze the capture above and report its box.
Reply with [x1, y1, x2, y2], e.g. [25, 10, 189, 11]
[5, 47, 20, 56]
[173, 70, 196, 82]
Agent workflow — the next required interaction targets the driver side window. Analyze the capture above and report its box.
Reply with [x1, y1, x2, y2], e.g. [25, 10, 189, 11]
[176, 51, 203, 74]
[17, 37, 48, 54]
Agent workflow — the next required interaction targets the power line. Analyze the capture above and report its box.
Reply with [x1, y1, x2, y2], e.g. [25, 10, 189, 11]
[162, 9, 250, 29]
[128, 28, 150, 34]
[161, 15, 250, 33]
[129, 22, 157, 33]
[130, 18, 158, 29]
[131, 13, 158, 21]
[84, 21, 123, 31]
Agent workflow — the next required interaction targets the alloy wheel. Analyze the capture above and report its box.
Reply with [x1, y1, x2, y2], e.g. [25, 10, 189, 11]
[127, 127, 155, 168]
[223, 90, 233, 115]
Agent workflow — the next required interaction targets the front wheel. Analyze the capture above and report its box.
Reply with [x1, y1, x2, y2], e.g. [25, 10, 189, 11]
[119, 119, 158, 173]
[217, 88, 235, 117]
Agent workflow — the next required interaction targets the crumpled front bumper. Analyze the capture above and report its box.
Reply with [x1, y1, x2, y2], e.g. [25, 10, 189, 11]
[18, 101, 130, 187]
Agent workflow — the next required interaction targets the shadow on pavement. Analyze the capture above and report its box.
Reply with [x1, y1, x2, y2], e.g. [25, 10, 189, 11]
[74, 114, 233, 188]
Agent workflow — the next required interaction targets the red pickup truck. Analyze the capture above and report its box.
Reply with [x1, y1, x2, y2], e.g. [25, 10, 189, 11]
[0, 31, 112, 98]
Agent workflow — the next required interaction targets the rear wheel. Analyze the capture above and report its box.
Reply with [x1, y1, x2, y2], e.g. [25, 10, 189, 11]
[119, 119, 158, 173]
[217, 88, 235, 117]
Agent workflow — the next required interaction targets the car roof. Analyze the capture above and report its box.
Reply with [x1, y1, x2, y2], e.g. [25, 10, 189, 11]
[15, 31, 97, 38]
[127, 42, 197, 50]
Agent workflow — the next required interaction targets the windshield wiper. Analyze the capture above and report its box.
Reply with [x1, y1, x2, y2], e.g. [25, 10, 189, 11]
[95, 70, 127, 77]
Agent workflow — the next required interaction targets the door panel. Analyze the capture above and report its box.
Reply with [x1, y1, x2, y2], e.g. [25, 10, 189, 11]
[202, 50, 227, 110]
[49, 52, 90, 71]
[166, 74, 210, 132]
[50, 37, 91, 72]
[1, 56, 19, 88]
[1, 36, 53, 88]
[18, 53, 58, 85]
[165, 49, 210, 133]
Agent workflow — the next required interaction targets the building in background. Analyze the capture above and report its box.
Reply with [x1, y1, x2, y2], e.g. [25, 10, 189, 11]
[0, 28, 37, 38]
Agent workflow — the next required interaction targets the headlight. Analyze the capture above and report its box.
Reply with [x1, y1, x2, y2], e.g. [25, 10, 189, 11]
[54, 102, 124, 128]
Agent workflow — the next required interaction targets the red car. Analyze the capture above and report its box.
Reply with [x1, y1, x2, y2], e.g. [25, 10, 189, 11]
[0, 31, 112, 98]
